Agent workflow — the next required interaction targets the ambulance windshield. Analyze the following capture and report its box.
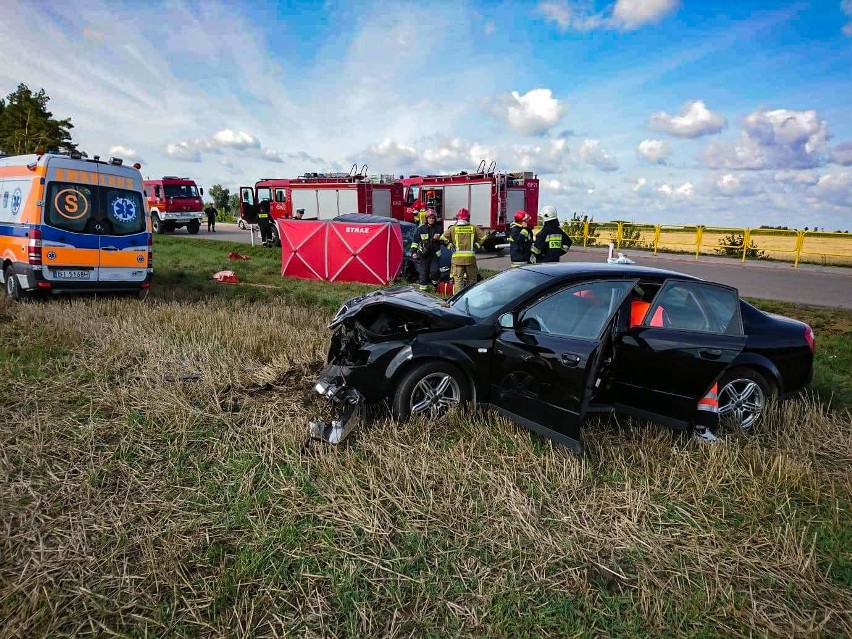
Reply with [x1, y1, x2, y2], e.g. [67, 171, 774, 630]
[45, 182, 147, 236]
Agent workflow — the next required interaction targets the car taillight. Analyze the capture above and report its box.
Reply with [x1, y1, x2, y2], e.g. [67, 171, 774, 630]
[147, 234, 153, 270]
[28, 228, 42, 265]
[804, 325, 815, 352]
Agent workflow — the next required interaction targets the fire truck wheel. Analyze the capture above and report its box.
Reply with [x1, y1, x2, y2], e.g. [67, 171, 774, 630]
[187, 220, 200, 235]
[152, 214, 166, 234]
[270, 224, 280, 247]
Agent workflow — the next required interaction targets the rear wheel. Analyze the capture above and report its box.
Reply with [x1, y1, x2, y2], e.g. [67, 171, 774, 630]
[187, 220, 200, 235]
[4, 266, 22, 300]
[718, 368, 775, 431]
[392, 361, 469, 421]
[152, 214, 166, 234]
[270, 223, 280, 247]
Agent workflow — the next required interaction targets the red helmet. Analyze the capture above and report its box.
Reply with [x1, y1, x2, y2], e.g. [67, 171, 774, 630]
[426, 208, 437, 218]
[514, 210, 528, 223]
[456, 208, 470, 221]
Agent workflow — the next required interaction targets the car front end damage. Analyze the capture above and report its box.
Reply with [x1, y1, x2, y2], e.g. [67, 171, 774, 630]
[308, 288, 469, 444]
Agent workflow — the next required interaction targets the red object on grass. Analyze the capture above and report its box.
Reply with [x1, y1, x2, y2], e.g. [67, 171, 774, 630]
[212, 270, 239, 284]
[228, 251, 251, 261]
[278, 219, 403, 285]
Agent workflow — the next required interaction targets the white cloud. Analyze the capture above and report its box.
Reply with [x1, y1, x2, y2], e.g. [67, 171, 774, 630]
[537, 0, 678, 31]
[637, 139, 671, 164]
[658, 182, 694, 197]
[774, 170, 820, 187]
[578, 139, 619, 171]
[165, 142, 201, 163]
[831, 141, 852, 166]
[712, 173, 764, 197]
[261, 147, 284, 163]
[211, 129, 260, 150]
[813, 172, 852, 207]
[108, 145, 142, 162]
[703, 108, 830, 170]
[493, 88, 566, 136]
[612, 0, 680, 30]
[544, 177, 596, 194]
[649, 100, 727, 138]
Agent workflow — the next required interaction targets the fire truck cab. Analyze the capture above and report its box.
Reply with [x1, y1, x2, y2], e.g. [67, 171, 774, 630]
[400, 165, 539, 252]
[143, 176, 204, 234]
[239, 168, 401, 247]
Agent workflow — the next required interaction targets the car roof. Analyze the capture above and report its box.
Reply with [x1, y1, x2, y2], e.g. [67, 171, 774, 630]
[333, 213, 416, 229]
[521, 262, 703, 281]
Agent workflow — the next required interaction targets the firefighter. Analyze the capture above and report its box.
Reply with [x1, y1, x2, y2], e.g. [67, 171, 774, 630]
[442, 208, 483, 294]
[204, 204, 217, 232]
[294, 208, 305, 220]
[508, 210, 533, 267]
[257, 198, 272, 247]
[412, 209, 443, 291]
[531, 205, 572, 263]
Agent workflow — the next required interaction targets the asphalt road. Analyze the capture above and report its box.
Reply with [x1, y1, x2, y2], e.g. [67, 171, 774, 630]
[178, 223, 852, 309]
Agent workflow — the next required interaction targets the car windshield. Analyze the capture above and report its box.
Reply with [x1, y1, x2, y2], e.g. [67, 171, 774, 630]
[45, 181, 147, 236]
[450, 268, 552, 318]
[163, 184, 199, 198]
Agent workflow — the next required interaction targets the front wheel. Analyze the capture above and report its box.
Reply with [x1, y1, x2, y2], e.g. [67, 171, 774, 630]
[392, 361, 469, 421]
[718, 368, 776, 431]
[187, 220, 201, 235]
[152, 214, 166, 234]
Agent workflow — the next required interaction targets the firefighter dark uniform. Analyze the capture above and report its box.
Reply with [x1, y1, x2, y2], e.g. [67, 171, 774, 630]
[508, 211, 532, 267]
[412, 213, 443, 290]
[531, 206, 571, 263]
[441, 208, 483, 294]
[257, 199, 272, 246]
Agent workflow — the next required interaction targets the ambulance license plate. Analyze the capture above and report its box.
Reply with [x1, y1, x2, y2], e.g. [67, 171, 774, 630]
[54, 270, 91, 280]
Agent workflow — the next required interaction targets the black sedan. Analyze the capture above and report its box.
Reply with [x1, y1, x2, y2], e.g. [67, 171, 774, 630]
[309, 263, 815, 450]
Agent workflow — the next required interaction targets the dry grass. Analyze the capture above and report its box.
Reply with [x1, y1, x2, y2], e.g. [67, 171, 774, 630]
[1, 295, 851, 637]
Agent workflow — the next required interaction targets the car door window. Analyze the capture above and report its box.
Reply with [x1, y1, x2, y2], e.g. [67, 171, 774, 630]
[518, 280, 634, 339]
[645, 281, 741, 334]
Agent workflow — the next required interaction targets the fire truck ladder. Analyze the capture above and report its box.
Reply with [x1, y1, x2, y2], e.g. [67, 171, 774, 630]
[495, 172, 507, 225]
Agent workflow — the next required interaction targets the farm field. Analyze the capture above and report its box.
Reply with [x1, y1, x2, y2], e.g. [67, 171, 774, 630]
[572, 224, 852, 267]
[1, 237, 850, 637]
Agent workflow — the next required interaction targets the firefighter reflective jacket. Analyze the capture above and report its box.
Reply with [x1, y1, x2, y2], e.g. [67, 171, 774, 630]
[442, 223, 483, 266]
[412, 221, 443, 255]
[508, 222, 532, 264]
[532, 219, 572, 263]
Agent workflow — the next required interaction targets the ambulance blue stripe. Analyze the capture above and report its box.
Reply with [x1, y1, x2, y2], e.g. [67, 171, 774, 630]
[40, 226, 101, 249]
[0, 224, 30, 238]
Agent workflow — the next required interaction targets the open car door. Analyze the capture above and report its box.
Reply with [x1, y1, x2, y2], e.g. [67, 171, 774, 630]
[239, 186, 256, 224]
[608, 279, 747, 429]
[490, 279, 638, 452]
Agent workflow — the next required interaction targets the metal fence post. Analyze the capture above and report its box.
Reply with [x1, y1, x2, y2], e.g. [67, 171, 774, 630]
[794, 231, 805, 268]
[616, 222, 623, 249]
[653, 225, 660, 255]
[695, 226, 704, 261]
[742, 228, 751, 262]
[583, 220, 589, 248]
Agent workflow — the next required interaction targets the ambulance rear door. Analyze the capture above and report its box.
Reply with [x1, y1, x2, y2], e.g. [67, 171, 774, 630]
[96, 166, 148, 284]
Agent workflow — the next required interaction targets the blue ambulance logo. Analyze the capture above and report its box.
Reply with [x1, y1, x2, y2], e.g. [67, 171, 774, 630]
[47, 251, 57, 260]
[111, 197, 138, 223]
[10, 188, 22, 214]
[136, 254, 145, 263]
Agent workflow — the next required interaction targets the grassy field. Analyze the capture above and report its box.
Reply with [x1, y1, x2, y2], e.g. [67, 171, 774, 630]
[1, 236, 850, 637]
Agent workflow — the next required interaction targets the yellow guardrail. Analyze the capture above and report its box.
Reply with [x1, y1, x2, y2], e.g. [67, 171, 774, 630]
[552, 221, 852, 268]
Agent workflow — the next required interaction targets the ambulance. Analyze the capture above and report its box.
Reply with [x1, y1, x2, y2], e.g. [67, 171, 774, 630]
[0, 151, 153, 299]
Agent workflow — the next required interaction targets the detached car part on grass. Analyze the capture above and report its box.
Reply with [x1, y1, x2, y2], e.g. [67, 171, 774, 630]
[308, 264, 815, 450]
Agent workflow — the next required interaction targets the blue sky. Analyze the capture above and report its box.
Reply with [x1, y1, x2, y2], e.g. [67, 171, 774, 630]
[2, 0, 851, 229]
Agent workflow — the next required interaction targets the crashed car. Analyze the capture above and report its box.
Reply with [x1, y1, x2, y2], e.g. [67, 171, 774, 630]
[309, 263, 815, 450]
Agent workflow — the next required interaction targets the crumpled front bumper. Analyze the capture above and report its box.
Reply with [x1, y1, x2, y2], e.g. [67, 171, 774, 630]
[308, 367, 366, 444]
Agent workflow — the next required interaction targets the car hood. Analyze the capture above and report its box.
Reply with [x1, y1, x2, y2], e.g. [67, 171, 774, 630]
[329, 286, 472, 331]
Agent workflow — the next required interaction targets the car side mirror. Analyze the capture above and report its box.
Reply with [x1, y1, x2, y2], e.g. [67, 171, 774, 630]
[498, 313, 514, 329]
[200, 187, 204, 197]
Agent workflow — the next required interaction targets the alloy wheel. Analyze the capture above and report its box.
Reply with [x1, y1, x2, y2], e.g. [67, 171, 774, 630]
[719, 378, 766, 430]
[409, 372, 461, 418]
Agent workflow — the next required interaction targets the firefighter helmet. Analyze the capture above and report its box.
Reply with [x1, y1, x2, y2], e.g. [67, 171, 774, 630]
[540, 205, 558, 222]
[514, 210, 528, 223]
[456, 208, 470, 221]
[426, 208, 437, 219]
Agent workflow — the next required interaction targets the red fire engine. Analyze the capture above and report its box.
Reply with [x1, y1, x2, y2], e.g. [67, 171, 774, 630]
[239, 163, 539, 251]
[399, 161, 539, 250]
[143, 176, 204, 234]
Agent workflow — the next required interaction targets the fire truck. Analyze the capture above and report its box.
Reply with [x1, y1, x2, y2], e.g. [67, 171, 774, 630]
[239, 163, 539, 251]
[143, 176, 204, 234]
[238, 166, 399, 246]
[399, 162, 540, 251]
